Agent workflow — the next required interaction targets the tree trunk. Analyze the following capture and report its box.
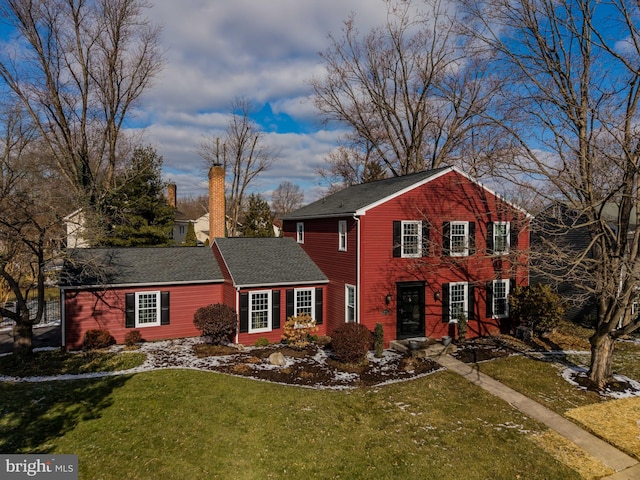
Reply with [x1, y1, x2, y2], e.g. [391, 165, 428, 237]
[588, 332, 614, 389]
[13, 320, 33, 357]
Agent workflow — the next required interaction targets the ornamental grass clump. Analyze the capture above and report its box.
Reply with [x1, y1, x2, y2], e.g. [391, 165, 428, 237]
[374, 323, 384, 358]
[331, 323, 374, 364]
[282, 313, 318, 348]
[193, 303, 238, 345]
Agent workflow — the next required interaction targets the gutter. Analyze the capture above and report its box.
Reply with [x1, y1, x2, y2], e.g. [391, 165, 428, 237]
[59, 279, 225, 291]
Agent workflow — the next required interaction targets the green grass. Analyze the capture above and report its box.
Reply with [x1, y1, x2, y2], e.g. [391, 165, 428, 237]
[0, 369, 580, 479]
[0, 350, 146, 377]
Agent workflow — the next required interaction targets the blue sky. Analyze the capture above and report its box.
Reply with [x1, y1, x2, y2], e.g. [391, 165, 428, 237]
[130, 0, 395, 204]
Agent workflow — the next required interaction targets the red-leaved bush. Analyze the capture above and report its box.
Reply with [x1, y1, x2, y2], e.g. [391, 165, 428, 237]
[331, 323, 374, 364]
[193, 303, 238, 345]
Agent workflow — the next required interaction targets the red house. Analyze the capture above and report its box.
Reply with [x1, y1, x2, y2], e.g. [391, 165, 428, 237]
[61, 166, 529, 349]
[281, 166, 530, 346]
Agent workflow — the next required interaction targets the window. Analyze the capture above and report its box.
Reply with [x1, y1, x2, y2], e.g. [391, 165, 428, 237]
[401, 221, 421, 257]
[491, 280, 509, 318]
[136, 291, 161, 327]
[345, 285, 356, 323]
[449, 283, 468, 322]
[295, 288, 315, 318]
[338, 220, 347, 251]
[249, 291, 271, 333]
[450, 222, 469, 256]
[491, 222, 510, 254]
[296, 222, 304, 243]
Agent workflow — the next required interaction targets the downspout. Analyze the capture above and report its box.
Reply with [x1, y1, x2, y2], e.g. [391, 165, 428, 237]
[60, 288, 66, 349]
[354, 214, 361, 323]
[235, 286, 240, 344]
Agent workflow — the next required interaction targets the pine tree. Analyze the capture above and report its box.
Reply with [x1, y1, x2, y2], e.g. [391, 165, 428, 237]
[100, 146, 175, 246]
[241, 194, 274, 237]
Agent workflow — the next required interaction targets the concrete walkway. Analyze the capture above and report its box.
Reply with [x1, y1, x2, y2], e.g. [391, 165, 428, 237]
[435, 354, 638, 476]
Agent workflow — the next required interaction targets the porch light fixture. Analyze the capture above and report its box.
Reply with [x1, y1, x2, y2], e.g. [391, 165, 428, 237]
[385, 293, 392, 305]
[434, 291, 441, 301]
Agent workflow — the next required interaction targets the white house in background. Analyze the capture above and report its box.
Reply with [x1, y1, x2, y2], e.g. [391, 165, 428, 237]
[63, 209, 90, 248]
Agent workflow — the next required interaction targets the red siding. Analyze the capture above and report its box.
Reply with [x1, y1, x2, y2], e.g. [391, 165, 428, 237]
[285, 170, 530, 347]
[64, 283, 224, 350]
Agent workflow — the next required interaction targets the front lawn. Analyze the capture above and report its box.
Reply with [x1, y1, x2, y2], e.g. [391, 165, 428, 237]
[1, 369, 580, 479]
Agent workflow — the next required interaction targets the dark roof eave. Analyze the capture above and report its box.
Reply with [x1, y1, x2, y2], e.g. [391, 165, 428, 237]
[60, 279, 224, 291]
[282, 212, 359, 221]
[234, 279, 330, 289]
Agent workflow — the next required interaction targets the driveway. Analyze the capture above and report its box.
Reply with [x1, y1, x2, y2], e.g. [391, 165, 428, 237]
[0, 324, 61, 354]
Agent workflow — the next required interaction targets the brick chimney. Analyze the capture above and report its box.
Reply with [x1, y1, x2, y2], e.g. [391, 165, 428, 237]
[208, 164, 226, 239]
[167, 183, 177, 208]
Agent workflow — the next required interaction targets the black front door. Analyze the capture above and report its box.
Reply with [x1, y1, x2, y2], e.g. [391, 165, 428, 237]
[396, 282, 425, 339]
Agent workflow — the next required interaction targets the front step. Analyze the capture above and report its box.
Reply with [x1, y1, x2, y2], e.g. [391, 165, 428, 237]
[390, 338, 457, 358]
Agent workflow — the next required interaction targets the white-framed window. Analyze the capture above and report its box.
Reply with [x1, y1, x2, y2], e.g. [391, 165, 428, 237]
[294, 288, 315, 318]
[448, 282, 468, 322]
[135, 291, 161, 327]
[450, 221, 470, 257]
[338, 220, 347, 251]
[345, 285, 356, 323]
[402, 220, 422, 258]
[296, 222, 304, 244]
[249, 291, 272, 333]
[492, 222, 510, 254]
[491, 280, 509, 318]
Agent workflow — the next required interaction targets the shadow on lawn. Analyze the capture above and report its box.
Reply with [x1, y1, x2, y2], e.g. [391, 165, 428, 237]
[0, 375, 130, 453]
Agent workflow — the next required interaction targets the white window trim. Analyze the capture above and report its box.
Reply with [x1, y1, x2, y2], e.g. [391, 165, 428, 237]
[248, 290, 272, 334]
[294, 287, 315, 319]
[135, 291, 161, 328]
[401, 220, 422, 258]
[345, 284, 356, 323]
[492, 221, 510, 255]
[450, 221, 469, 257]
[296, 222, 304, 244]
[492, 279, 510, 319]
[448, 282, 468, 323]
[338, 220, 347, 251]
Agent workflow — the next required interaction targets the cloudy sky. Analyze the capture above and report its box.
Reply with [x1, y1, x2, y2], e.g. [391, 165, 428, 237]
[134, 0, 394, 204]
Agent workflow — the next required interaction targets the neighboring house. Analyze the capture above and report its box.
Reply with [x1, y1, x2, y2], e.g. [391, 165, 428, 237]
[282, 166, 531, 346]
[63, 209, 90, 248]
[60, 165, 531, 349]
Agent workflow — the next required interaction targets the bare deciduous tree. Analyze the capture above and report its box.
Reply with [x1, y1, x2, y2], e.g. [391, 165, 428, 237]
[198, 99, 277, 237]
[310, 0, 499, 184]
[0, 0, 163, 205]
[463, 0, 640, 388]
[271, 181, 304, 218]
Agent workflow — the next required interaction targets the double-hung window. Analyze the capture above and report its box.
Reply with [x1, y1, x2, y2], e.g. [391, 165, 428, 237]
[492, 222, 510, 255]
[296, 222, 304, 244]
[338, 220, 347, 251]
[295, 288, 315, 318]
[450, 222, 469, 256]
[491, 280, 509, 318]
[249, 291, 271, 333]
[135, 291, 161, 327]
[345, 285, 356, 323]
[401, 221, 422, 257]
[449, 283, 468, 322]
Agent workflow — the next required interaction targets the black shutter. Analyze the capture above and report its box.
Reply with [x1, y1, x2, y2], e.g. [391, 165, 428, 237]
[510, 222, 518, 252]
[486, 281, 494, 318]
[486, 222, 494, 254]
[315, 288, 323, 325]
[467, 284, 475, 320]
[272, 290, 281, 329]
[286, 289, 294, 319]
[442, 284, 450, 322]
[393, 221, 402, 257]
[468, 222, 476, 255]
[160, 292, 170, 325]
[125, 293, 135, 328]
[442, 222, 451, 255]
[239, 292, 249, 333]
[422, 222, 429, 257]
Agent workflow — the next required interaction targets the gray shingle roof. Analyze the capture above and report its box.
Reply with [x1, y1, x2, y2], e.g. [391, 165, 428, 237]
[214, 237, 328, 287]
[62, 247, 224, 287]
[282, 166, 452, 220]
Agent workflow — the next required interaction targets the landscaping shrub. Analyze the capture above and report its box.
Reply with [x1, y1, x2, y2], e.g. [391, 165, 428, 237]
[254, 337, 270, 347]
[124, 330, 142, 346]
[374, 323, 384, 358]
[510, 284, 565, 335]
[83, 329, 115, 350]
[193, 303, 238, 345]
[331, 323, 374, 364]
[282, 313, 318, 348]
